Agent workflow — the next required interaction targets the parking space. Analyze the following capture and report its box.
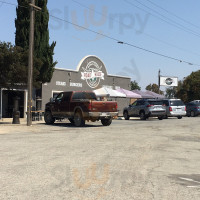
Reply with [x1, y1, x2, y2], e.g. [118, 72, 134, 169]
[0, 117, 200, 199]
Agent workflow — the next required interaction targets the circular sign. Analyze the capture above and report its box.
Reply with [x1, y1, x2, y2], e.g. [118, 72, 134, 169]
[165, 78, 173, 85]
[81, 61, 104, 88]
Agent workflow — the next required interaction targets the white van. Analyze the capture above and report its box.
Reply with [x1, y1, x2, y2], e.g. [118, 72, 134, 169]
[162, 99, 186, 119]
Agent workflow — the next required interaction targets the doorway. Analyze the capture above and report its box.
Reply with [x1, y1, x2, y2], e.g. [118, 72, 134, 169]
[2, 90, 25, 118]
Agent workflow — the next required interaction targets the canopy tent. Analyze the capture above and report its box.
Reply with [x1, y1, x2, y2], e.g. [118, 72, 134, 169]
[93, 87, 126, 98]
[132, 90, 165, 99]
[132, 90, 153, 98]
[145, 90, 165, 99]
[116, 88, 142, 98]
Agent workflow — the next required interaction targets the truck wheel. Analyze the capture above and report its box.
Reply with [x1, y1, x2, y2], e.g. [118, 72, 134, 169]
[123, 111, 130, 120]
[140, 111, 146, 120]
[101, 118, 112, 126]
[74, 111, 85, 127]
[44, 111, 55, 124]
[68, 118, 74, 124]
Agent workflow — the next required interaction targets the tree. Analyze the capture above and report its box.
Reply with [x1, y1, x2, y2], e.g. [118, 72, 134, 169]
[165, 87, 177, 98]
[145, 83, 164, 95]
[176, 71, 200, 102]
[0, 41, 41, 88]
[15, 0, 57, 84]
[130, 80, 141, 90]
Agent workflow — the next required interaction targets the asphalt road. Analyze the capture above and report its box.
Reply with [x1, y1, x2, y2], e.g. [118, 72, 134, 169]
[0, 117, 200, 200]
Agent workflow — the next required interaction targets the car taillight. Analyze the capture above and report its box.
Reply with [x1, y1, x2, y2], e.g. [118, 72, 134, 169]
[147, 105, 153, 107]
[115, 103, 118, 110]
[169, 107, 172, 111]
[185, 106, 186, 111]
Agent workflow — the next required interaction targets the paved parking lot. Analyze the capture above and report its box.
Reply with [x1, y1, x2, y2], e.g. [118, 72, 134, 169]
[0, 117, 200, 200]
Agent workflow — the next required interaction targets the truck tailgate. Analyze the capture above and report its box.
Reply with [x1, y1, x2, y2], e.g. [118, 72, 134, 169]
[91, 101, 117, 112]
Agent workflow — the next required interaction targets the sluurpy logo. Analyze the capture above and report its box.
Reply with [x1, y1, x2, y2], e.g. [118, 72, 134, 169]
[81, 61, 104, 88]
[165, 78, 173, 86]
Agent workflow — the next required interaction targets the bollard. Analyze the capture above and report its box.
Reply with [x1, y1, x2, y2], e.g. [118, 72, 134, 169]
[12, 96, 20, 124]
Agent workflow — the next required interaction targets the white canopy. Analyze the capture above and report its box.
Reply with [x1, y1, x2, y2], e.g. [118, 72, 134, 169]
[93, 87, 126, 98]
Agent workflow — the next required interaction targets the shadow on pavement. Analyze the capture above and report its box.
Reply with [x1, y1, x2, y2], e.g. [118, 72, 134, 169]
[38, 121, 103, 128]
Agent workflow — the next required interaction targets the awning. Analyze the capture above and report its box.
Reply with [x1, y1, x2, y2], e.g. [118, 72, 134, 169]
[116, 88, 142, 98]
[132, 90, 165, 99]
[145, 90, 165, 99]
[93, 87, 126, 98]
[132, 90, 154, 98]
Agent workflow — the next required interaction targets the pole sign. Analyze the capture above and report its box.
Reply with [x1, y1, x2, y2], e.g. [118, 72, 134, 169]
[160, 76, 178, 86]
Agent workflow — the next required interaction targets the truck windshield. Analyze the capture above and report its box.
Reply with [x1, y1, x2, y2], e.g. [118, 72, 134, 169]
[72, 92, 97, 100]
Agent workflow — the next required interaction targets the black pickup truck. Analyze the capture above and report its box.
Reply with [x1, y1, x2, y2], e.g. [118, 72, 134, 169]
[44, 91, 118, 127]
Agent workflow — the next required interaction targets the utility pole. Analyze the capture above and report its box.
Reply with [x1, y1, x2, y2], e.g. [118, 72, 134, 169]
[27, 0, 41, 126]
[158, 69, 161, 95]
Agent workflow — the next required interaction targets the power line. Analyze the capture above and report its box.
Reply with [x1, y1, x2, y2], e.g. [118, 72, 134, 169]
[1, 0, 200, 67]
[133, 0, 200, 37]
[70, 0, 200, 57]
[0, 0, 27, 9]
[145, 0, 200, 30]
[123, 0, 200, 38]
[49, 15, 200, 67]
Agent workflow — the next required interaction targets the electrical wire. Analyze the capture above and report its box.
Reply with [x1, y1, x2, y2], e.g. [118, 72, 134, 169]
[1, 0, 200, 67]
[124, 0, 200, 38]
[133, 0, 200, 36]
[70, 0, 200, 57]
[145, 0, 200, 30]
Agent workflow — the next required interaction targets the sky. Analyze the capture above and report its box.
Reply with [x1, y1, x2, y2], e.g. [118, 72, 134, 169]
[0, 0, 200, 90]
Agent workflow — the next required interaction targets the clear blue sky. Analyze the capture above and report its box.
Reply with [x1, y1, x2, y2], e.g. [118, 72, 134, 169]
[1, 0, 200, 90]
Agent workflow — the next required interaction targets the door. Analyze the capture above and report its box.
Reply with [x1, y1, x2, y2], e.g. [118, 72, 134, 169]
[51, 92, 64, 117]
[59, 92, 72, 117]
[128, 101, 138, 116]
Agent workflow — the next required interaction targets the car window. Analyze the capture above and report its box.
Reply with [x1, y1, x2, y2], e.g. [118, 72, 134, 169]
[63, 92, 72, 102]
[148, 101, 163, 105]
[170, 100, 184, 106]
[193, 103, 200, 106]
[132, 101, 137, 106]
[56, 93, 64, 101]
[163, 100, 169, 106]
[72, 92, 97, 100]
[136, 101, 142, 106]
[84, 92, 97, 100]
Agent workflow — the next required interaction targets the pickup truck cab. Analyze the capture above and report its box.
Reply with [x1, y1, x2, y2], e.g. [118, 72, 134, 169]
[44, 91, 118, 127]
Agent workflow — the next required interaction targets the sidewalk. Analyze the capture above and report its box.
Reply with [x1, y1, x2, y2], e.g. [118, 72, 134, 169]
[0, 118, 44, 125]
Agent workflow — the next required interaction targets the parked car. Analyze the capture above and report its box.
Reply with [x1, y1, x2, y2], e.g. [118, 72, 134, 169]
[162, 99, 186, 119]
[186, 101, 200, 117]
[123, 99, 166, 120]
[44, 91, 118, 127]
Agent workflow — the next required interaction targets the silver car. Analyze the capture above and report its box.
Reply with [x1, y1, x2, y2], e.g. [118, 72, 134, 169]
[162, 99, 186, 119]
[123, 99, 166, 120]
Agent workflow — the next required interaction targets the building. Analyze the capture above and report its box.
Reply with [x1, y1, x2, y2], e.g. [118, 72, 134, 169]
[0, 55, 131, 119]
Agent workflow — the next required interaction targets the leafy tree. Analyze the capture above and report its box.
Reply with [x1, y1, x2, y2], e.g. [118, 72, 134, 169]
[145, 83, 164, 95]
[165, 87, 177, 98]
[15, 0, 57, 83]
[176, 71, 200, 102]
[0, 41, 41, 88]
[130, 80, 141, 90]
